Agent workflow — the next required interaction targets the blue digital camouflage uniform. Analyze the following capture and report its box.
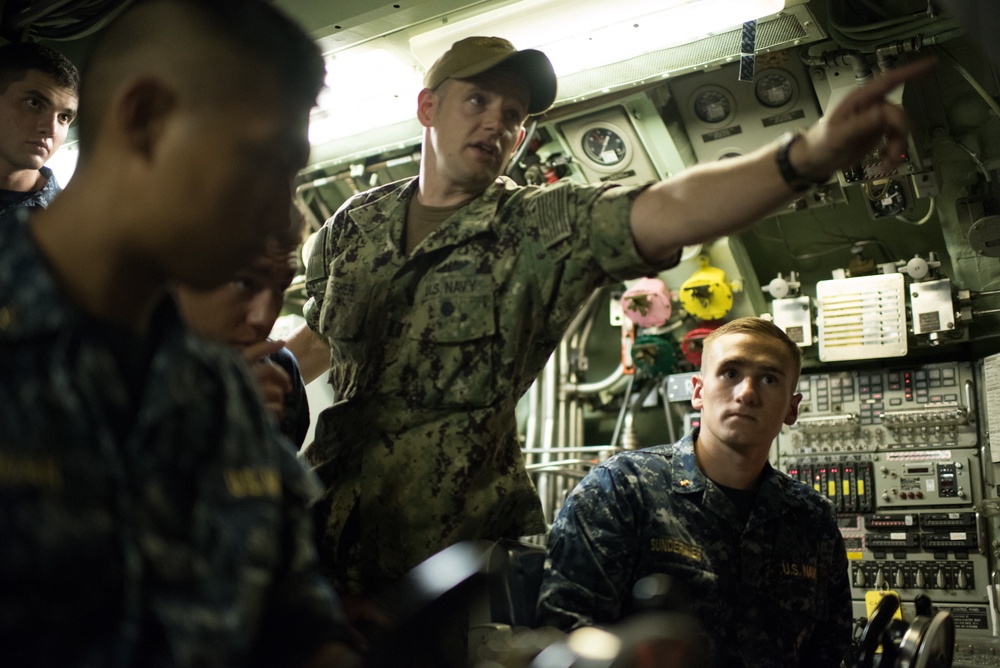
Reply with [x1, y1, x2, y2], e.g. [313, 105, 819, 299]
[0, 166, 61, 223]
[536, 431, 853, 668]
[270, 346, 310, 451]
[302, 175, 677, 592]
[0, 220, 352, 667]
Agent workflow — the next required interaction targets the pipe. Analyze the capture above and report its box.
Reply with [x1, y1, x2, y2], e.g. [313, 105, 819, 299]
[564, 364, 627, 395]
[801, 48, 873, 84]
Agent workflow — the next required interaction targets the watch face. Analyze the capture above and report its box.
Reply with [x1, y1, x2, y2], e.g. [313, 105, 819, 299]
[581, 126, 628, 166]
[692, 86, 734, 124]
[755, 69, 796, 108]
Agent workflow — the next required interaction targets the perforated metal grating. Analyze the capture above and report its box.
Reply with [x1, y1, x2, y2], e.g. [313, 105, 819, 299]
[555, 5, 826, 104]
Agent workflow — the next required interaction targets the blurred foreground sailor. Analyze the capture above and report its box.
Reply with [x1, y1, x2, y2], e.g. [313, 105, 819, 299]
[537, 318, 852, 668]
[0, 1, 359, 666]
[287, 33, 931, 596]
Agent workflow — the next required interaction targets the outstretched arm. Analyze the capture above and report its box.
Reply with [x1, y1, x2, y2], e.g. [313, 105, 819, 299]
[630, 59, 935, 265]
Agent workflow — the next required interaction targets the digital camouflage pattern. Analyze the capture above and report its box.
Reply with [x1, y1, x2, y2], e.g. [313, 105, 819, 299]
[303, 174, 676, 592]
[536, 431, 853, 668]
[0, 221, 351, 667]
[270, 346, 310, 451]
[0, 166, 61, 222]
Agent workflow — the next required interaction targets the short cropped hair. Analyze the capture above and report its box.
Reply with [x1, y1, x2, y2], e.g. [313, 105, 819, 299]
[701, 317, 802, 382]
[270, 203, 309, 255]
[0, 41, 80, 96]
[77, 0, 326, 153]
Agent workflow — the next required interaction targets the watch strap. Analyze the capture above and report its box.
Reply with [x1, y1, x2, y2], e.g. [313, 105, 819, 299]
[776, 130, 816, 193]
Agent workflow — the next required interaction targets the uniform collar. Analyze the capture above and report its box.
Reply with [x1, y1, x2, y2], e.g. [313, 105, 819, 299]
[0, 219, 75, 338]
[347, 176, 517, 255]
[0, 220, 185, 344]
[667, 429, 778, 496]
[668, 432, 709, 495]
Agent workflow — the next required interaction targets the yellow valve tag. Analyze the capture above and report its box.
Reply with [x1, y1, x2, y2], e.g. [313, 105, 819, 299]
[864, 590, 903, 654]
[865, 590, 903, 620]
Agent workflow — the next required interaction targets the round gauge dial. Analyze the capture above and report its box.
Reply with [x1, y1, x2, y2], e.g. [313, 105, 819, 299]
[581, 126, 628, 166]
[755, 69, 796, 108]
[692, 87, 734, 124]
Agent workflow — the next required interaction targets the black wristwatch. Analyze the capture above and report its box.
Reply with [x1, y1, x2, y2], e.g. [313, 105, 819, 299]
[775, 130, 826, 192]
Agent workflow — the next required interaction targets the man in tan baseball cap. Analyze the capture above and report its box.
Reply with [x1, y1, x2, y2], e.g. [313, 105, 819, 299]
[288, 30, 931, 642]
[423, 35, 557, 115]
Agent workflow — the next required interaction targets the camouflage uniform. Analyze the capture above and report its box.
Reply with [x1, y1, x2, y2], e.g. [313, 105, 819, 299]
[0, 221, 352, 667]
[303, 175, 675, 592]
[0, 167, 61, 222]
[536, 431, 852, 668]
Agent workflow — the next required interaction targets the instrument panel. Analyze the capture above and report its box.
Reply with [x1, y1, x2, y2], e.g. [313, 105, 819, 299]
[777, 360, 991, 630]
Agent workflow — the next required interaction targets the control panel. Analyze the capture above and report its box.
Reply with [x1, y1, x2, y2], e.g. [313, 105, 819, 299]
[777, 360, 991, 633]
[777, 361, 977, 454]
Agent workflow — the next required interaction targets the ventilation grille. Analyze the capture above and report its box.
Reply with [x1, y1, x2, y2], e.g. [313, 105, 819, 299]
[817, 274, 908, 362]
[556, 4, 826, 105]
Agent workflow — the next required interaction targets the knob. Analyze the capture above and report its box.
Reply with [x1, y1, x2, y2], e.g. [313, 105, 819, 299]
[896, 569, 906, 588]
[882, 493, 891, 501]
[958, 571, 969, 589]
[916, 570, 926, 588]
[876, 568, 885, 588]
[937, 569, 947, 589]
[855, 569, 866, 587]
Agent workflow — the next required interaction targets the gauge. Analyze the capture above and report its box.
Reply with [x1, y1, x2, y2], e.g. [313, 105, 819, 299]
[755, 69, 796, 108]
[581, 126, 628, 166]
[692, 87, 734, 124]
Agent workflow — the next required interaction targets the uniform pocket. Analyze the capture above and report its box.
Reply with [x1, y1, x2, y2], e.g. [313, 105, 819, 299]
[404, 285, 498, 408]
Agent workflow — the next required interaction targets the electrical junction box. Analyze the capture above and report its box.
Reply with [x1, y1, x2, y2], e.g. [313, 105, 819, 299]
[910, 279, 956, 335]
[772, 296, 813, 346]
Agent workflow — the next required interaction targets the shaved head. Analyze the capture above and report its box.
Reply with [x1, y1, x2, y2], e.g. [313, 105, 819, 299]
[76, 0, 325, 161]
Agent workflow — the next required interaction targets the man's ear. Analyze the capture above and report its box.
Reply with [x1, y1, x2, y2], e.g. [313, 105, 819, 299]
[784, 393, 803, 426]
[416, 87, 436, 128]
[691, 374, 704, 411]
[117, 77, 177, 160]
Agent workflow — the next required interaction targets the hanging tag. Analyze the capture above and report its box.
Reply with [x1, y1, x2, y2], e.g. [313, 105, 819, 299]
[738, 20, 757, 82]
[865, 590, 903, 621]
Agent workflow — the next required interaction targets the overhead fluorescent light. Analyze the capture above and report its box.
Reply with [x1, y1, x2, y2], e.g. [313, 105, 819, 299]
[309, 46, 424, 146]
[410, 0, 785, 78]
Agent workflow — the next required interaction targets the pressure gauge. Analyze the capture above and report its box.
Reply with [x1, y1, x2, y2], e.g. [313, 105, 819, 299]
[754, 69, 796, 108]
[581, 126, 628, 166]
[692, 86, 735, 124]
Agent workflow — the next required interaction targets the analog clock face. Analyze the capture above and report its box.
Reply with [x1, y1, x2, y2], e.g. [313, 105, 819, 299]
[755, 69, 796, 108]
[693, 87, 734, 124]
[581, 126, 628, 166]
